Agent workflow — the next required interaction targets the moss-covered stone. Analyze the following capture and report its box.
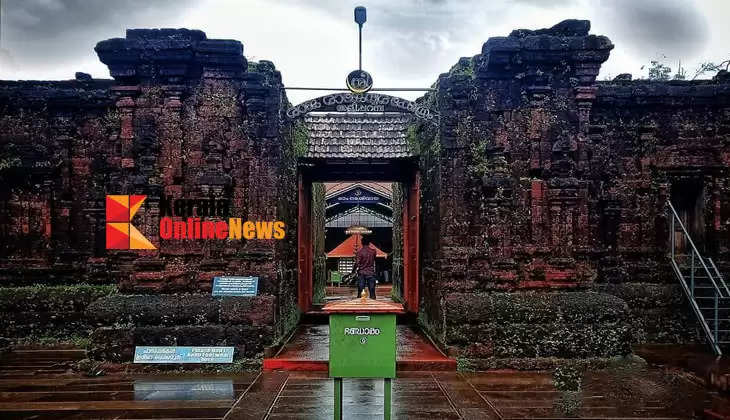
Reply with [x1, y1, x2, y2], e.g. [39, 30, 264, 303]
[444, 292, 630, 325]
[0, 284, 115, 312]
[437, 292, 632, 360]
[86, 294, 276, 327]
[0, 284, 115, 338]
[89, 324, 273, 362]
[593, 283, 699, 344]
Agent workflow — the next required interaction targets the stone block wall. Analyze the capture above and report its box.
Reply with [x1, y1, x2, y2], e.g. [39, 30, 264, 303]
[0, 29, 300, 359]
[416, 20, 730, 360]
[86, 294, 276, 361]
[0, 79, 117, 285]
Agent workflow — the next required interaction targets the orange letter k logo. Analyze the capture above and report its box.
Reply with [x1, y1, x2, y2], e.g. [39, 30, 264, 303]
[105, 195, 156, 250]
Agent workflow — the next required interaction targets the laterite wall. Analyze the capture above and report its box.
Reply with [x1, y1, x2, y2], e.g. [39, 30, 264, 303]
[415, 20, 730, 367]
[0, 29, 300, 361]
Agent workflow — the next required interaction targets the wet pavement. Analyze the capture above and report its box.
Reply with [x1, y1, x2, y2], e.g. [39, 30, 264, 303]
[263, 324, 456, 371]
[636, 343, 730, 392]
[1, 347, 728, 419]
[0, 349, 254, 419]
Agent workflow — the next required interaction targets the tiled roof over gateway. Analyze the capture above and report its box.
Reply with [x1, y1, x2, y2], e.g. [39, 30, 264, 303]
[304, 113, 414, 159]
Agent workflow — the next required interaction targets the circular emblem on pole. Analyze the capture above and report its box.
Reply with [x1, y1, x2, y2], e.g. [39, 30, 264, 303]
[346, 70, 373, 94]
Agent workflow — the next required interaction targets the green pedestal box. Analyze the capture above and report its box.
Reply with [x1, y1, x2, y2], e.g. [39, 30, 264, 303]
[329, 313, 396, 378]
[324, 299, 405, 420]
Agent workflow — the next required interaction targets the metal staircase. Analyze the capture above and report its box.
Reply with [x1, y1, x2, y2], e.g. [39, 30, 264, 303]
[668, 200, 730, 355]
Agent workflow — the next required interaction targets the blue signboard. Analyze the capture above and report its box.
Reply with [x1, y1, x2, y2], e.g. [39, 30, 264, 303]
[212, 276, 258, 297]
[133, 346, 234, 363]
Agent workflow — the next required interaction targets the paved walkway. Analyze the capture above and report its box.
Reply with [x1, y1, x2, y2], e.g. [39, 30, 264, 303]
[0, 348, 727, 419]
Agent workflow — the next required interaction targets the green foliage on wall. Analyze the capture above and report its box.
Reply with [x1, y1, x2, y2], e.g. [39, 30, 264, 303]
[293, 122, 309, 157]
[468, 137, 491, 178]
[553, 363, 583, 391]
[278, 299, 300, 343]
[456, 356, 476, 372]
[312, 182, 327, 305]
[406, 125, 420, 155]
[454, 116, 493, 179]
[391, 182, 404, 300]
[448, 56, 474, 78]
[0, 149, 21, 170]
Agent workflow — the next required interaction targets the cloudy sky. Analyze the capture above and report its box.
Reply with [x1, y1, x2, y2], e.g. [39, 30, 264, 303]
[0, 0, 728, 104]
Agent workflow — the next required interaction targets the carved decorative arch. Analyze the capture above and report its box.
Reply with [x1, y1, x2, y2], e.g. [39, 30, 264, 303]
[286, 92, 439, 123]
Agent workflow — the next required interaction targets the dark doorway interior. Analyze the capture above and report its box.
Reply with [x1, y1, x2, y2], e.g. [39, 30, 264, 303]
[671, 178, 706, 252]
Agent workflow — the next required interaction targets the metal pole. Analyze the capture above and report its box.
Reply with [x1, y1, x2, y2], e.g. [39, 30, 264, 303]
[691, 250, 695, 297]
[715, 293, 719, 343]
[671, 216, 675, 260]
[358, 24, 362, 70]
[334, 377, 343, 420]
[384, 378, 392, 420]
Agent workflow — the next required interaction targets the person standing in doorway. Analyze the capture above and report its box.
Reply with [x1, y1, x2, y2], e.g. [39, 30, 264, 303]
[352, 236, 377, 299]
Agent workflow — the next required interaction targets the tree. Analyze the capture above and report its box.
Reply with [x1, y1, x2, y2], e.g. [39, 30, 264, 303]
[692, 60, 730, 80]
[647, 60, 671, 81]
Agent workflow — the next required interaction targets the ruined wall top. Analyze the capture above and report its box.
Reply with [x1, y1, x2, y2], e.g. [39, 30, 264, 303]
[596, 72, 730, 107]
[95, 29, 246, 85]
[474, 19, 613, 85]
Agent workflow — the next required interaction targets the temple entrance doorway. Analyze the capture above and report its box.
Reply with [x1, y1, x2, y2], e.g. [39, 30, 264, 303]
[296, 114, 421, 314]
[262, 98, 455, 372]
[294, 110, 423, 315]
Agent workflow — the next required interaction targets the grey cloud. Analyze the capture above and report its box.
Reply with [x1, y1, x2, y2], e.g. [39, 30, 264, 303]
[277, 0, 582, 79]
[0, 0, 717, 84]
[1, 0, 195, 73]
[508, 0, 577, 8]
[277, 0, 512, 79]
[598, 0, 708, 60]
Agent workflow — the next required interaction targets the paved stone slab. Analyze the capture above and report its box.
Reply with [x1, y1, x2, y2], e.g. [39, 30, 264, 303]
[0, 348, 727, 419]
[224, 372, 288, 420]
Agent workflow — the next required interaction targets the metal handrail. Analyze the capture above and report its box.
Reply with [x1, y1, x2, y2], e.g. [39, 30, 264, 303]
[669, 257, 721, 355]
[667, 200, 725, 356]
[708, 257, 730, 295]
[667, 200, 730, 297]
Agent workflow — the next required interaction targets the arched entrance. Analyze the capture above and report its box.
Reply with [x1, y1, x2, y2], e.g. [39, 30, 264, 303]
[291, 93, 436, 314]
